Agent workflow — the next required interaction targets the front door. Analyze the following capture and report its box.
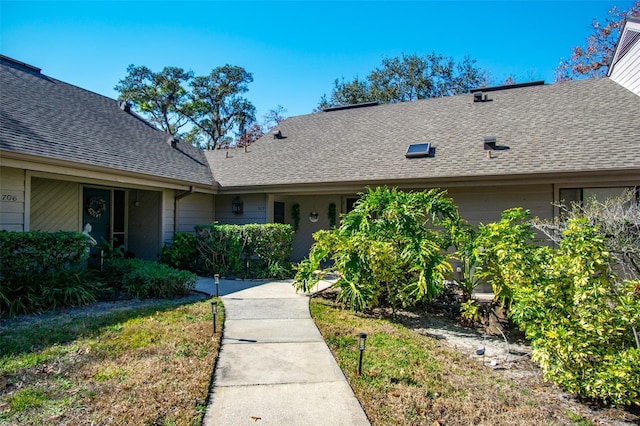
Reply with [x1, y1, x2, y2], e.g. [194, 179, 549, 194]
[83, 187, 111, 264]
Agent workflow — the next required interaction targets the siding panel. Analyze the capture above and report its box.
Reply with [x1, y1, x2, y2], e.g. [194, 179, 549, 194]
[0, 167, 25, 232]
[31, 178, 80, 231]
[176, 193, 214, 233]
[215, 194, 267, 225]
[611, 41, 640, 95]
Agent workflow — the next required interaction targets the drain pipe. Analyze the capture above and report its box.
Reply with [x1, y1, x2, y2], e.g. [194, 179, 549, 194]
[174, 186, 195, 234]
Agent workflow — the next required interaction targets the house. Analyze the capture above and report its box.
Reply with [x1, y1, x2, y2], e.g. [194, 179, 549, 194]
[206, 77, 640, 260]
[0, 55, 217, 260]
[608, 16, 640, 96]
[1, 45, 639, 263]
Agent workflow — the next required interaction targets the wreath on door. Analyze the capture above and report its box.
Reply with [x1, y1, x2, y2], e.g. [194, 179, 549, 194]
[86, 196, 106, 218]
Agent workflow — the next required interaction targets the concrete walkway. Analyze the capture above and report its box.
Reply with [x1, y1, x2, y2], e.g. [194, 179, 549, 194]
[196, 277, 370, 426]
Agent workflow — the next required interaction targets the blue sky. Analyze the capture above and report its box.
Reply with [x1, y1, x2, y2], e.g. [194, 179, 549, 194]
[1, 1, 633, 121]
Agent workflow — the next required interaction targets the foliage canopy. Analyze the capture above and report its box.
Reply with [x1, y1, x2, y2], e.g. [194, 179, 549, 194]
[116, 64, 259, 149]
[555, 1, 640, 81]
[317, 53, 487, 110]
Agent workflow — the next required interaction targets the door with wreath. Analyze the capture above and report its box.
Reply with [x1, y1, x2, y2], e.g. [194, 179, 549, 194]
[83, 187, 111, 265]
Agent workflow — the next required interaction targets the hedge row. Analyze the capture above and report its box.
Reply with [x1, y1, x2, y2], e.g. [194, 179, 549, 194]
[161, 223, 294, 279]
[0, 231, 95, 316]
[0, 231, 197, 317]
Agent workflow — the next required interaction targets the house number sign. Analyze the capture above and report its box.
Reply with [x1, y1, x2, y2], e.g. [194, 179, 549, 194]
[1, 194, 19, 202]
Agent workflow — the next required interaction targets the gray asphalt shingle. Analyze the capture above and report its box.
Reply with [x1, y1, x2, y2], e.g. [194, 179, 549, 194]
[206, 78, 640, 189]
[0, 56, 214, 187]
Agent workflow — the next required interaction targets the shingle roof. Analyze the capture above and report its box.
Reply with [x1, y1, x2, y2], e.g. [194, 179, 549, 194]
[206, 78, 640, 190]
[0, 56, 214, 187]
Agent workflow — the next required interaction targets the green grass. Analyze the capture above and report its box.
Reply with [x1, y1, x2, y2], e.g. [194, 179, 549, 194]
[310, 296, 626, 426]
[0, 295, 222, 425]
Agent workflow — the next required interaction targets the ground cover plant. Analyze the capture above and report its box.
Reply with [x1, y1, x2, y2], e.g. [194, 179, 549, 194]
[311, 295, 637, 425]
[0, 295, 222, 425]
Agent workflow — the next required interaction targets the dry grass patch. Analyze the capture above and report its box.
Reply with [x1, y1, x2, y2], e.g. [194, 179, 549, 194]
[310, 296, 636, 426]
[0, 294, 222, 425]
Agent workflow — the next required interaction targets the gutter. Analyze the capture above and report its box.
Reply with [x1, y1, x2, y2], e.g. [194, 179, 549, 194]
[174, 186, 195, 234]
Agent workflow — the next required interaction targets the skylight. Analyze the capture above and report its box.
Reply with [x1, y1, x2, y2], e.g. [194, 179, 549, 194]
[405, 143, 431, 158]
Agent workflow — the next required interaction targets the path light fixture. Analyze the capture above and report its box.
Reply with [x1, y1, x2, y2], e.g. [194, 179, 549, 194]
[358, 332, 367, 375]
[214, 274, 220, 297]
[211, 300, 218, 334]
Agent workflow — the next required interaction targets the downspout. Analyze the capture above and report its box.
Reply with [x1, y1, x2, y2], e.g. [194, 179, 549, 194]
[174, 186, 195, 234]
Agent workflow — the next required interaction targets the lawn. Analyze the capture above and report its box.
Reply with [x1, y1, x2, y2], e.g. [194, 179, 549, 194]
[0, 294, 223, 426]
[310, 296, 636, 426]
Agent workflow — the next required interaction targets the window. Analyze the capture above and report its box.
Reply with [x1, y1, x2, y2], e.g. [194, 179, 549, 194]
[405, 143, 431, 158]
[560, 186, 637, 211]
[274, 201, 285, 224]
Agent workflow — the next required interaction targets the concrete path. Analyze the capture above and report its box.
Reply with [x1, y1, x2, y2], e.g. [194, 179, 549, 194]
[196, 277, 370, 426]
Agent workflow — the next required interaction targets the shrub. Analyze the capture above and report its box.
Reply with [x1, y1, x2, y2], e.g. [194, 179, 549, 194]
[107, 258, 197, 299]
[159, 232, 198, 271]
[195, 223, 294, 279]
[476, 209, 640, 406]
[0, 231, 96, 316]
[295, 187, 460, 311]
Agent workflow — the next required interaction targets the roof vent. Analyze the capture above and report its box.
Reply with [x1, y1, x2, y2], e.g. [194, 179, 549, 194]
[119, 100, 132, 113]
[322, 101, 379, 112]
[167, 136, 179, 148]
[273, 130, 283, 139]
[405, 143, 432, 158]
[473, 92, 490, 103]
[483, 136, 497, 150]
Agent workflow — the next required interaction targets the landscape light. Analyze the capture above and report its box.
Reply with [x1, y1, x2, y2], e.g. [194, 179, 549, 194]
[211, 300, 218, 334]
[214, 274, 220, 297]
[358, 332, 367, 375]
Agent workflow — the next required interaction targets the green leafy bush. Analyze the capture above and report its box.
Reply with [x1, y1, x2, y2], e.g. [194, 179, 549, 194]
[476, 209, 640, 406]
[107, 258, 197, 299]
[195, 223, 294, 279]
[0, 231, 96, 316]
[295, 187, 460, 311]
[159, 232, 198, 271]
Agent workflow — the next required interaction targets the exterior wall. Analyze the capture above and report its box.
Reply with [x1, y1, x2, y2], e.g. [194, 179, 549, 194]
[0, 167, 26, 231]
[446, 184, 555, 225]
[610, 29, 640, 96]
[31, 177, 80, 232]
[177, 192, 215, 233]
[162, 189, 175, 244]
[128, 189, 162, 260]
[215, 194, 268, 225]
[288, 194, 342, 262]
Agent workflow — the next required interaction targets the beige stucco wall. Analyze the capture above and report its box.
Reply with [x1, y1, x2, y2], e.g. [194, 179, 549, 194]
[0, 167, 26, 232]
[31, 177, 81, 232]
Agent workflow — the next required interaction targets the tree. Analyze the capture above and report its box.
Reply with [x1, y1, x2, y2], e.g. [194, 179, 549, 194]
[262, 104, 287, 129]
[186, 65, 256, 150]
[555, 1, 640, 81]
[116, 64, 257, 150]
[317, 53, 487, 110]
[235, 105, 287, 148]
[115, 65, 193, 135]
